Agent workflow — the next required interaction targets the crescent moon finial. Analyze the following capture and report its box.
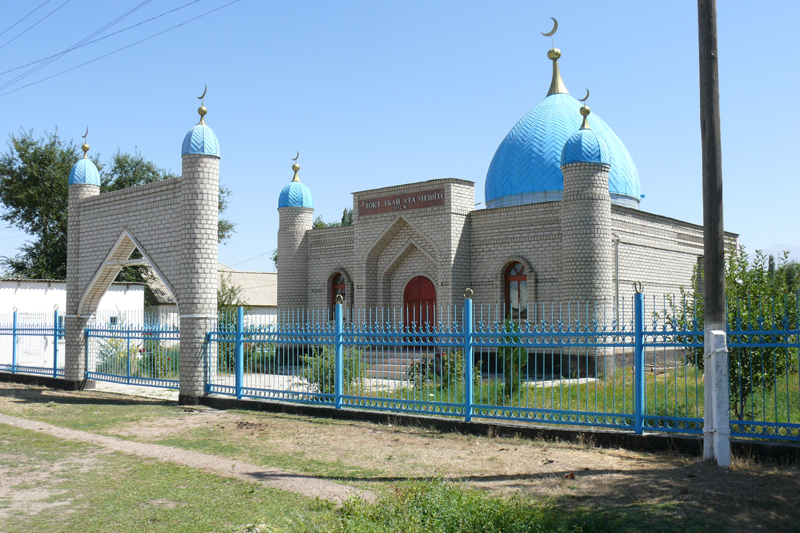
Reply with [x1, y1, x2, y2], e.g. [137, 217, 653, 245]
[82, 126, 89, 140]
[578, 89, 590, 102]
[292, 151, 299, 161]
[197, 84, 207, 101]
[541, 17, 558, 37]
[81, 126, 90, 158]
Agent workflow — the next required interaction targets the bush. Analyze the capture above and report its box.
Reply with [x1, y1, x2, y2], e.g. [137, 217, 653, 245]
[137, 341, 178, 379]
[302, 345, 365, 395]
[407, 350, 479, 391]
[497, 318, 527, 398]
[96, 336, 137, 375]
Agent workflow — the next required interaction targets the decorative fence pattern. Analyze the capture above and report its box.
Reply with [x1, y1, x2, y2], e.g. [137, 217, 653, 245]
[206, 293, 799, 442]
[0, 310, 64, 377]
[2, 293, 797, 443]
[85, 311, 180, 388]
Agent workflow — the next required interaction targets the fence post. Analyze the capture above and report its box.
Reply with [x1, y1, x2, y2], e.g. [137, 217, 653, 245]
[704, 329, 731, 467]
[634, 291, 644, 434]
[463, 292, 474, 422]
[53, 310, 59, 378]
[11, 309, 18, 374]
[126, 327, 132, 384]
[334, 300, 343, 409]
[235, 307, 244, 400]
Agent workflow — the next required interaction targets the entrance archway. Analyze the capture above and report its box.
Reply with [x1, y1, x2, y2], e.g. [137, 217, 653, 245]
[403, 276, 436, 329]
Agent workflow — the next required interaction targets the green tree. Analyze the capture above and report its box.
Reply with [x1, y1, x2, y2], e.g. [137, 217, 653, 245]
[668, 246, 798, 420]
[312, 207, 354, 229]
[0, 129, 236, 279]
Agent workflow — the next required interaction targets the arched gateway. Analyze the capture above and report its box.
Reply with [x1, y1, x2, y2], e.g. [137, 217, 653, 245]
[65, 100, 220, 404]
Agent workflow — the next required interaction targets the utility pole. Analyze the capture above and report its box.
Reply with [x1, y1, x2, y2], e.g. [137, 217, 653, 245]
[698, 0, 730, 467]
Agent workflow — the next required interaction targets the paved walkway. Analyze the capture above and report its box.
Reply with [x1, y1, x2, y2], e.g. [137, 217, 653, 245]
[0, 412, 374, 504]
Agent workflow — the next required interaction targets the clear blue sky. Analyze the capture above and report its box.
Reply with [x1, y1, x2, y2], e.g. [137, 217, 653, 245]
[1, 0, 798, 273]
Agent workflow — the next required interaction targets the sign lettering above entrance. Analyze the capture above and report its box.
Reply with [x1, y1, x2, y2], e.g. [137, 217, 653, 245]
[358, 188, 445, 216]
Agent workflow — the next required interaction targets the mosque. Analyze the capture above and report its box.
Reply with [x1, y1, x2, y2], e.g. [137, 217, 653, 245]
[275, 35, 737, 320]
[273, 32, 738, 321]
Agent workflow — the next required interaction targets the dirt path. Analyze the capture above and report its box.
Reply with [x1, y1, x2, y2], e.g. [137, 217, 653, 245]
[0, 412, 373, 504]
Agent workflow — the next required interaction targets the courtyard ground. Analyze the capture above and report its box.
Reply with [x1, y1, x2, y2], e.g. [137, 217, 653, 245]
[0, 382, 798, 532]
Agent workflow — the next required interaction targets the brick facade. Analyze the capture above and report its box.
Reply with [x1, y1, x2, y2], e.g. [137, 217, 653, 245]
[278, 178, 738, 312]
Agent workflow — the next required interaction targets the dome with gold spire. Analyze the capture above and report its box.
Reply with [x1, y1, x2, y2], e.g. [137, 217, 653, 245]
[485, 44, 640, 209]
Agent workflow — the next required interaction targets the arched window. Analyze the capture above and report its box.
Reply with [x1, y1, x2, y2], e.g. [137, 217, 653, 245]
[504, 262, 527, 321]
[331, 273, 346, 314]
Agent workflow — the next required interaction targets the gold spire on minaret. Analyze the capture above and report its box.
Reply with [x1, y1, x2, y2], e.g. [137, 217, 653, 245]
[291, 151, 300, 182]
[197, 84, 208, 124]
[542, 18, 569, 97]
[578, 89, 591, 129]
[81, 126, 90, 158]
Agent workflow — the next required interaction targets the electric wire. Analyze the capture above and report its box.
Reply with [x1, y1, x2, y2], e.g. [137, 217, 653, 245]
[0, 0, 53, 39]
[0, 0, 73, 51]
[0, 0, 242, 98]
[0, 0, 154, 92]
[0, 0, 203, 77]
[230, 249, 272, 267]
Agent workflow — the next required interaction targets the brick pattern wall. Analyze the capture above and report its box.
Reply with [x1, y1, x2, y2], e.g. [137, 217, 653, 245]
[559, 162, 613, 302]
[65, 154, 220, 400]
[277, 207, 313, 309]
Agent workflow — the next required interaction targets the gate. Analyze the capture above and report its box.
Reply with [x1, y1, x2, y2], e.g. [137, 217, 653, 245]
[85, 312, 179, 388]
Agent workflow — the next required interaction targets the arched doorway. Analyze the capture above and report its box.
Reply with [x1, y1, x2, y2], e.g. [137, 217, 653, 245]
[403, 276, 436, 329]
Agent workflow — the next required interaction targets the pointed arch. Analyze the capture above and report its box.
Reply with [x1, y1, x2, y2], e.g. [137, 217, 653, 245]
[78, 229, 178, 317]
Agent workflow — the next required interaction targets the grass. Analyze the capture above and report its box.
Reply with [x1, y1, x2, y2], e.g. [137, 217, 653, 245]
[0, 424, 333, 533]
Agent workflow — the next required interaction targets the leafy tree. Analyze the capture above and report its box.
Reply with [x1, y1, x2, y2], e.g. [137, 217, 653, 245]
[668, 246, 798, 420]
[0, 129, 236, 279]
[312, 207, 354, 229]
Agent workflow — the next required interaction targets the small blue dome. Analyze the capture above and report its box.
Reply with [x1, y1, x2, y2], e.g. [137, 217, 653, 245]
[485, 93, 640, 209]
[561, 127, 610, 166]
[181, 123, 219, 157]
[68, 158, 100, 186]
[278, 181, 314, 208]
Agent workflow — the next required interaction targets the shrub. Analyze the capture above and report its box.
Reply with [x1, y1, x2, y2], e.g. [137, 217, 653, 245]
[302, 345, 365, 395]
[407, 350, 479, 391]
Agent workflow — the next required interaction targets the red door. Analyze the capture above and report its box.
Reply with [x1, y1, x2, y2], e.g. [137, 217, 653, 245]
[404, 276, 437, 330]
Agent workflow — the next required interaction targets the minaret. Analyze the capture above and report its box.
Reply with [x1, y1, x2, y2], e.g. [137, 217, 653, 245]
[178, 88, 220, 404]
[277, 154, 314, 310]
[65, 129, 101, 385]
[559, 97, 613, 302]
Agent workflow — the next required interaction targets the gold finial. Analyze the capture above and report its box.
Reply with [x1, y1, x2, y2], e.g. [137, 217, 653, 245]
[81, 126, 90, 158]
[291, 151, 300, 181]
[197, 84, 208, 124]
[543, 18, 568, 97]
[578, 89, 591, 129]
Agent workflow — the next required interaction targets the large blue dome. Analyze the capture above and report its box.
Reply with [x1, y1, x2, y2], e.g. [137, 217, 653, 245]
[68, 158, 100, 186]
[182, 123, 220, 157]
[485, 93, 640, 209]
[278, 181, 313, 209]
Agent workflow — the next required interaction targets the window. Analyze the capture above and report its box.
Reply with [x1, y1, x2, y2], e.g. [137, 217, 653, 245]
[331, 273, 346, 315]
[504, 262, 528, 321]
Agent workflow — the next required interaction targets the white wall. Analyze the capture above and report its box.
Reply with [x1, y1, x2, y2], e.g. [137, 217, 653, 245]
[0, 280, 144, 315]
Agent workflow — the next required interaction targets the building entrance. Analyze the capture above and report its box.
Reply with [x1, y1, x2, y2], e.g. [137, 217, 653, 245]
[403, 276, 436, 327]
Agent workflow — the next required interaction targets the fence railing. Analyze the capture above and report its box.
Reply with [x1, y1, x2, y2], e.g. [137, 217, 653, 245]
[2, 293, 797, 443]
[0, 310, 64, 377]
[85, 310, 180, 388]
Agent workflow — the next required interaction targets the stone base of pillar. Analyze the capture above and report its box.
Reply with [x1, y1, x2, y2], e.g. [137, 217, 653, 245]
[178, 394, 202, 406]
[0, 372, 96, 391]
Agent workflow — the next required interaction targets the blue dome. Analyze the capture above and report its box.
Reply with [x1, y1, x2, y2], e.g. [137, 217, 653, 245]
[278, 181, 314, 208]
[68, 158, 100, 186]
[485, 93, 640, 209]
[181, 123, 220, 157]
[561, 127, 609, 166]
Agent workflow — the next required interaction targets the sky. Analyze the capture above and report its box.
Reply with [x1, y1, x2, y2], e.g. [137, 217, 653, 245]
[1, 0, 798, 274]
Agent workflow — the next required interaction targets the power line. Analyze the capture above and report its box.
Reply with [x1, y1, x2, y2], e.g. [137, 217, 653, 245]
[0, 0, 154, 92]
[0, 0, 243, 98]
[0, 0, 203, 78]
[230, 249, 273, 267]
[0, 0, 73, 52]
[0, 1, 53, 39]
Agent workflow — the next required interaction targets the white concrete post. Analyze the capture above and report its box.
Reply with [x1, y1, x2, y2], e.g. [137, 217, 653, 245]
[703, 329, 730, 467]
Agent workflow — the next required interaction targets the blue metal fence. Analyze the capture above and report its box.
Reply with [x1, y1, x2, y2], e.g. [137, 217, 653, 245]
[85, 311, 180, 388]
[2, 293, 797, 443]
[206, 293, 799, 442]
[0, 310, 64, 377]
